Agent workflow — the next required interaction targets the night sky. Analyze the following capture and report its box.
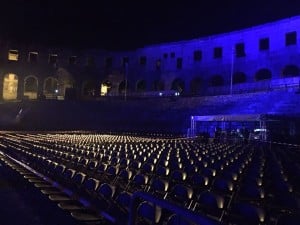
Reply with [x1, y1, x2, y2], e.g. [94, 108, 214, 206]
[1, 0, 300, 51]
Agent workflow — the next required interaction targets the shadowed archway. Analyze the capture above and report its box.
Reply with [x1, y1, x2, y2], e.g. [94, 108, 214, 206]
[24, 75, 38, 99]
[255, 68, 272, 81]
[171, 78, 185, 93]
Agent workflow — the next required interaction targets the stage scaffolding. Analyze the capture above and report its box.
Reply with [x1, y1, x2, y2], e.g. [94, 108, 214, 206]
[187, 114, 294, 141]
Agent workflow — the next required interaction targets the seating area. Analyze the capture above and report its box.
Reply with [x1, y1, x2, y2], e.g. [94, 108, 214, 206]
[0, 132, 299, 224]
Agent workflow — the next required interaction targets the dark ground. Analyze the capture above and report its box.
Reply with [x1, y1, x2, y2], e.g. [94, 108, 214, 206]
[0, 159, 80, 225]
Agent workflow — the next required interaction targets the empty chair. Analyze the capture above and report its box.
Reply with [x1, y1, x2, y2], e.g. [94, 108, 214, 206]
[156, 165, 170, 178]
[201, 167, 217, 179]
[86, 160, 98, 172]
[58, 177, 99, 211]
[104, 165, 120, 182]
[108, 191, 132, 224]
[80, 177, 100, 199]
[71, 183, 115, 222]
[211, 177, 234, 197]
[110, 157, 120, 166]
[141, 163, 155, 175]
[148, 177, 169, 199]
[129, 160, 142, 171]
[113, 168, 134, 190]
[91, 183, 116, 211]
[167, 184, 193, 208]
[221, 169, 239, 182]
[235, 184, 265, 206]
[170, 170, 188, 185]
[195, 191, 225, 221]
[135, 201, 162, 225]
[70, 172, 86, 190]
[127, 173, 149, 192]
[78, 158, 89, 168]
[189, 173, 209, 196]
[94, 163, 108, 180]
[119, 158, 130, 169]
[226, 201, 266, 225]
[184, 163, 198, 175]
[48, 168, 77, 201]
[169, 160, 183, 170]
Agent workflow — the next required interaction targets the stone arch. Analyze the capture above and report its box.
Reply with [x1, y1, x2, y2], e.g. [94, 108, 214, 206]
[255, 68, 272, 81]
[233, 72, 247, 84]
[43, 77, 58, 98]
[24, 75, 38, 99]
[190, 77, 203, 95]
[82, 80, 98, 97]
[3, 73, 18, 100]
[153, 80, 165, 91]
[282, 64, 299, 77]
[209, 75, 224, 87]
[171, 78, 185, 93]
[136, 80, 146, 92]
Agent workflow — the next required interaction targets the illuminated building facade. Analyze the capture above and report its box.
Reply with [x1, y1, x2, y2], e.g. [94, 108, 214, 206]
[0, 16, 299, 101]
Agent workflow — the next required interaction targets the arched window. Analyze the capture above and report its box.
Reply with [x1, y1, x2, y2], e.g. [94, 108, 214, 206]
[3, 73, 18, 100]
[24, 76, 38, 99]
[282, 65, 299, 77]
[255, 69, 272, 81]
[136, 80, 146, 92]
[171, 78, 185, 93]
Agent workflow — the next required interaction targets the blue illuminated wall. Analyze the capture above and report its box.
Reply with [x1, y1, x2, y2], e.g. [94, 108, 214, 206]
[0, 15, 300, 100]
[118, 15, 300, 95]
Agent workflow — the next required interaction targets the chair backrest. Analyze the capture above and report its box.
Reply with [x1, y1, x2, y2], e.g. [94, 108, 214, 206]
[137, 201, 162, 224]
[115, 191, 132, 211]
[149, 177, 169, 198]
[197, 191, 224, 210]
[211, 177, 234, 195]
[171, 170, 187, 184]
[84, 178, 99, 192]
[72, 172, 86, 186]
[98, 183, 115, 199]
[228, 202, 265, 225]
[156, 165, 170, 177]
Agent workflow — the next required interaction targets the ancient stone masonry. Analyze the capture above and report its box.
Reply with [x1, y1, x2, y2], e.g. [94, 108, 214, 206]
[0, 16, 300, 101]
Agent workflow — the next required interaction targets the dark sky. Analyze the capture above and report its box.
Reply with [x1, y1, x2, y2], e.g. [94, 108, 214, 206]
[1, 0, 300, 51]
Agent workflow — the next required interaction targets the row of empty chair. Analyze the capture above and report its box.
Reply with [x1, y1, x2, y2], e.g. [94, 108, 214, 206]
[0, 132, 299, 225]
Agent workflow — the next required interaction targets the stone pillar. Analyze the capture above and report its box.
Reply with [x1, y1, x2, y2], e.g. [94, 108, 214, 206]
[37, 77, 44, 99]
[17, 75, 24, 100]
